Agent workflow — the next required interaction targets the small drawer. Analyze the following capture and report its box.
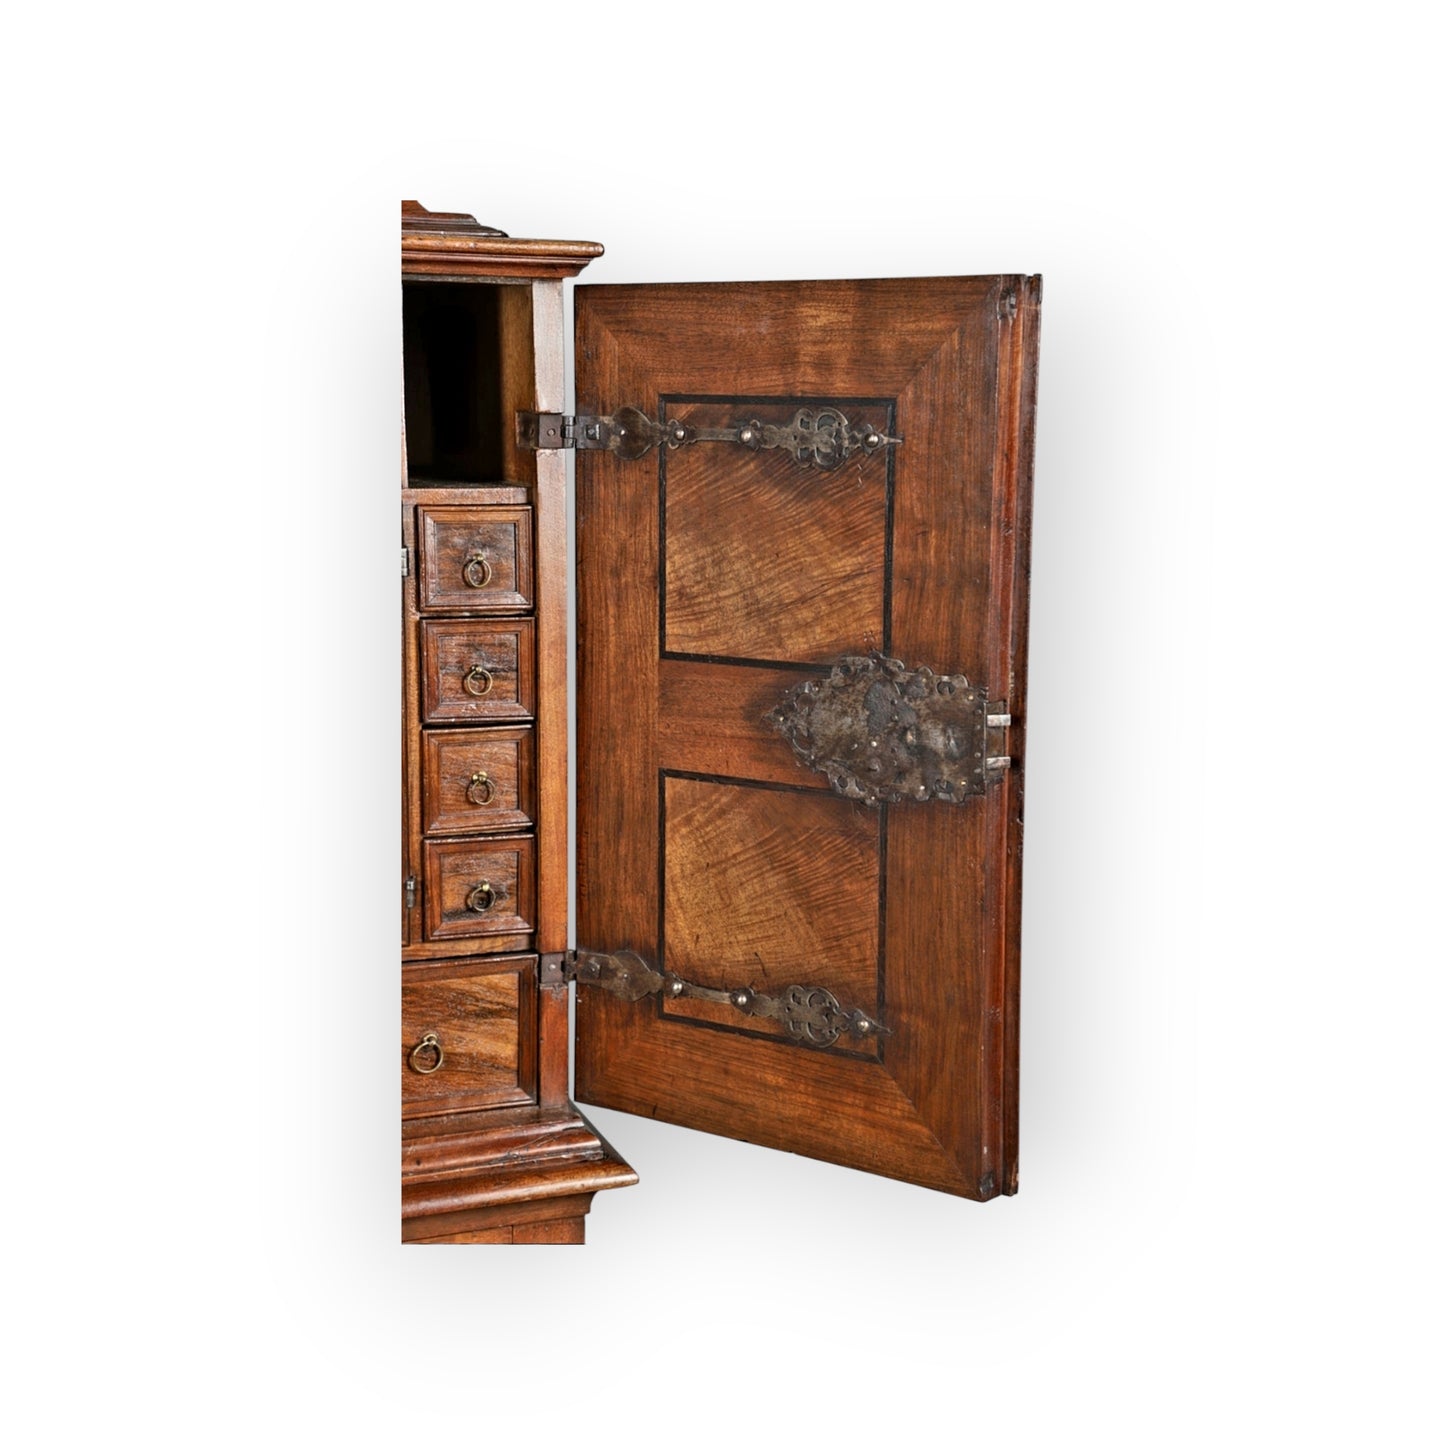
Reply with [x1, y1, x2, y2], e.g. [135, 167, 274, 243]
[422, 727, 535, 835]
[402, 959, 531, 1117]
[423, 836, 535, 941]
[421, 619, 534, 723]
[417, 505, 534, 614]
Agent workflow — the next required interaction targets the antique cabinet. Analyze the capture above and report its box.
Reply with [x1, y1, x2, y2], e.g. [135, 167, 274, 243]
[400, 201, 1041, 1243]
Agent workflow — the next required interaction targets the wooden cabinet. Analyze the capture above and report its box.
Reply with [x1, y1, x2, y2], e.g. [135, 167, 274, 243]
[400, 201, 1041, 1242]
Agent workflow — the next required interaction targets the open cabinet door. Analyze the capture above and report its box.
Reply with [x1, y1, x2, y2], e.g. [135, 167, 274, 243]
[574, 276, 1040, 1198]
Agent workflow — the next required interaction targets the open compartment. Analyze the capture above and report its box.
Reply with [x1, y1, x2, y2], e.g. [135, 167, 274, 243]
[402, 279, 536, 487]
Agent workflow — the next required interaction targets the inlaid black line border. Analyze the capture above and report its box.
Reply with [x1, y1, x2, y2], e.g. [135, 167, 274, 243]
[654, 766, 886, 1065]
[657, 393, 898, 670]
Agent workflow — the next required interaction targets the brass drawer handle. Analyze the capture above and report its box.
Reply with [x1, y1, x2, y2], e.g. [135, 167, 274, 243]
[462, 551, 492, 589]
[408, 1031, 444, 1074]
[462, 665, 494, 697]
[466, 770, 495, 806]
[466, 881, 497, 912]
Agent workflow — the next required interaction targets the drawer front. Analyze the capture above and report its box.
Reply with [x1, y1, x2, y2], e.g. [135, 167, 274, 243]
[423, 836, 535, 941]
[421, 619, 535, 723]
[402, 960, 531, 1116]
[422, 727, 535, 835]
[417, 505, 534, 614]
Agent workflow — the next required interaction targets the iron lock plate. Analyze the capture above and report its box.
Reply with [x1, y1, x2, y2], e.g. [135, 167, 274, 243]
[767, 653, 1010, 807]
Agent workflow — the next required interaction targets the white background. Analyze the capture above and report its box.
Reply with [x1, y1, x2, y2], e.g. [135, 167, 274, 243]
[8, 2, 1441, 1439]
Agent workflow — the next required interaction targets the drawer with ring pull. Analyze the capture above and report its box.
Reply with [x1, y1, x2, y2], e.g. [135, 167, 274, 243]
[402, 957, 534, 1117]
[422, 835, 535, 941]
[420, 619, 534, 723]
[416, 505, 534, 614]
[421, 727, 535, 835]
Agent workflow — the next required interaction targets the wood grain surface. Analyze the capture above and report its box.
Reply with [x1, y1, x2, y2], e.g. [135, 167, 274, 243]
[422, 836, 535, 941]
[421, 726, 535, 835]
[662, 401, 893, 662]
[401, 962, 527, 1117]
[575, 275, 1040, 1198]
[417, 504, 534, 613]
[398, 217, 634, 1244]
[420, 618, 535, 723]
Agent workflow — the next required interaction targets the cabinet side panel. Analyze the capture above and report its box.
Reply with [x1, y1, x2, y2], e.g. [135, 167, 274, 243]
[498, 284, 538, 487]
[532, 281, 570, 1104]
[402, 502, 422, 945]
[1000, 276, 1042, 1192]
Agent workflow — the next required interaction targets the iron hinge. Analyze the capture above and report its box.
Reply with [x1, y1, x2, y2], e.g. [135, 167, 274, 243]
[401, 546, 410, 577]
[404, 876, 416, 910]
[547, 947, 887, 1050]
[519, 406, 899, 471]
[519, 412, 578, 449]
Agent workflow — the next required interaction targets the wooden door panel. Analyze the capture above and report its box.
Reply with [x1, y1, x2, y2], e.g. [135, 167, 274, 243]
[657, 658, 834, 789]
[659, 775, 882, 1058]
[575, 276, 1039, 1199]
[662, 399, 894, 663]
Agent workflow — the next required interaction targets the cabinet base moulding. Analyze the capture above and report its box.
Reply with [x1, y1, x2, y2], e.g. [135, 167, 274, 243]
[401, 1105, 637, 1245]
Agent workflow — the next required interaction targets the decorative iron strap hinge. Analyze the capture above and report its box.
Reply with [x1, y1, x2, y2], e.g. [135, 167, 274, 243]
[540, 948, 887, 1051]
[519, 406, 900, 472]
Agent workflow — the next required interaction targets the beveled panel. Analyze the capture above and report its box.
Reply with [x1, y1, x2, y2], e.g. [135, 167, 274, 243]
[660, 775, 880, 1054]
[421, 619, 535, 723]
[423, 835, 535, 941]
[417, 504, 534, 613]
[662, 398, 893, 664]
[402, 961, 528, 1117]
[422, 726, 535, 835]
[658, 657, 830, 790]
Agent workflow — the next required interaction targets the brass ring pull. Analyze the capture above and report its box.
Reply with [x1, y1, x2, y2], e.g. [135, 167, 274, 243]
[465, 770, 495, 806]
[462, 551, 492, 589]
[466, 881, 496, 912]
[462, 665, 493, 698]
[408, 1031, 444, 1074]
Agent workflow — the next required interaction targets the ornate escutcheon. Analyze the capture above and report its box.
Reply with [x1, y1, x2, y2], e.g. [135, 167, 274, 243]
[767, 652, 1006, 806]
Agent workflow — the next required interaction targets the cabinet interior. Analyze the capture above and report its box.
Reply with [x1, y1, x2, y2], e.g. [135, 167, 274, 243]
[402, 279, 535, 487]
